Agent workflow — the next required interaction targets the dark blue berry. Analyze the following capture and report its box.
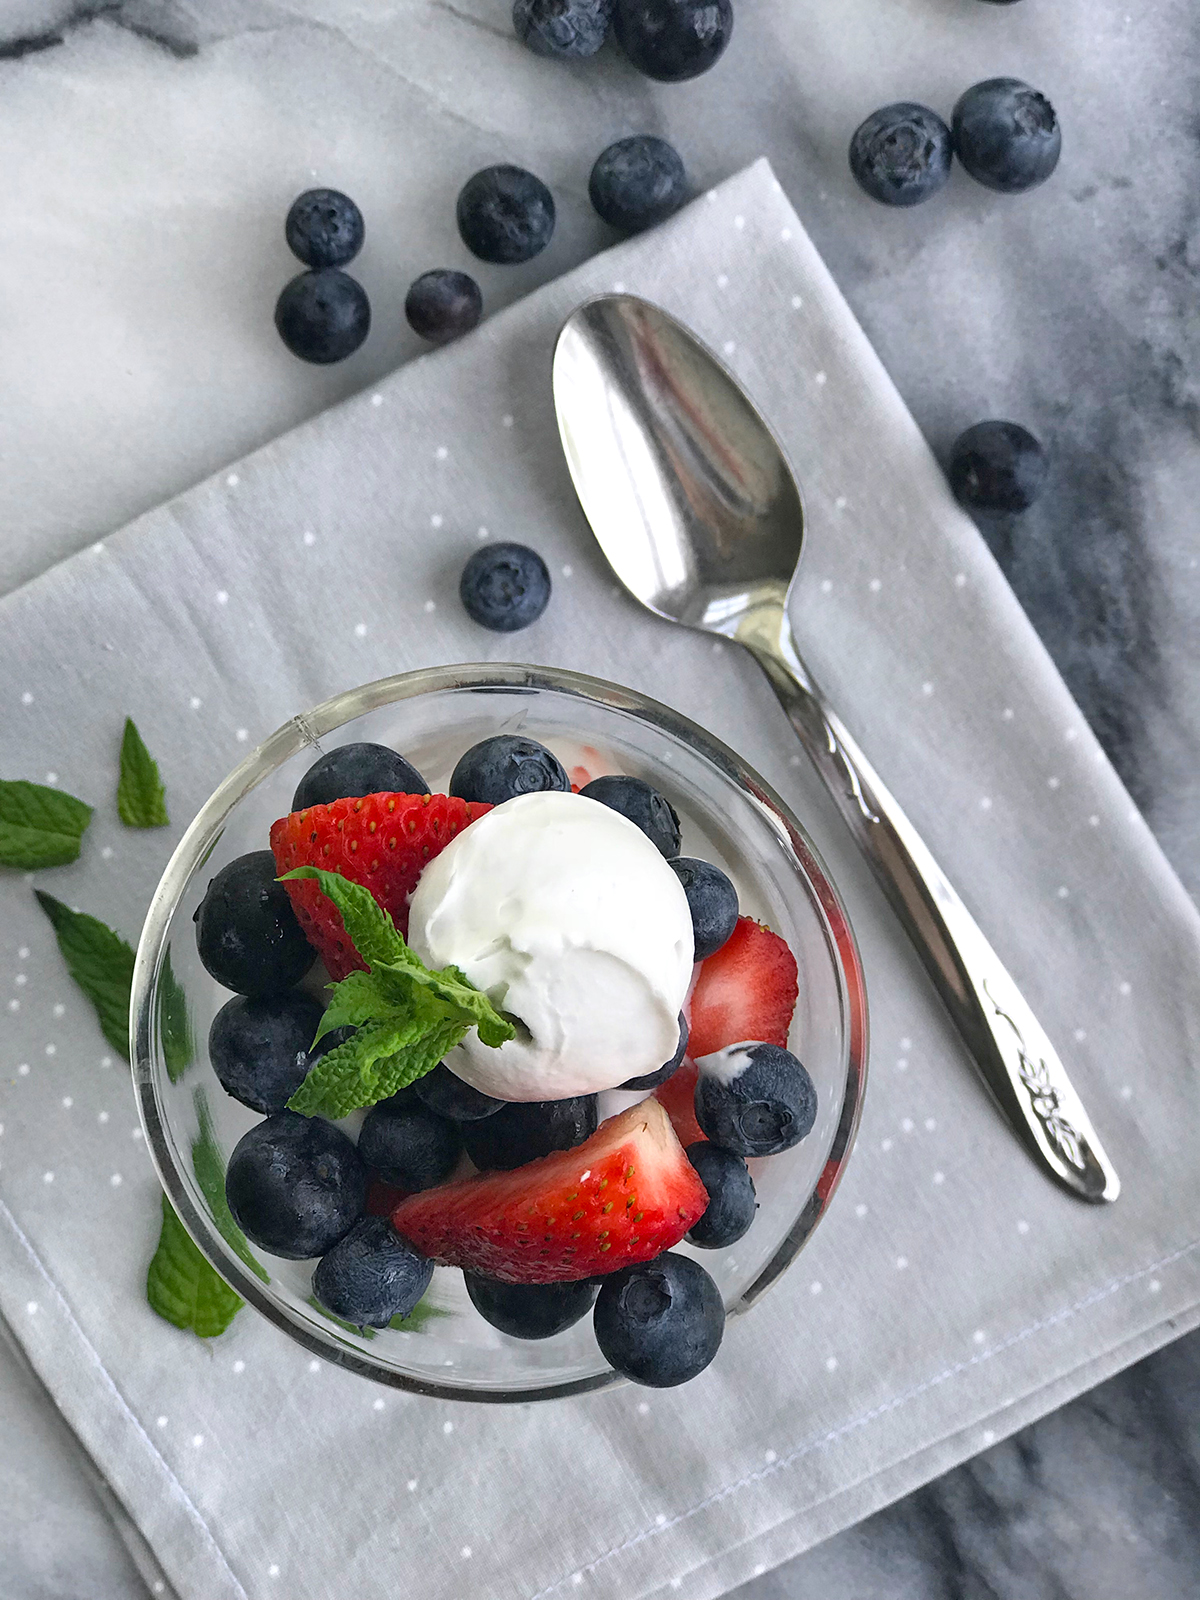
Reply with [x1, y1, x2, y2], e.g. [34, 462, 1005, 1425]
[285, 189, 364, 269]
[849, 104, 953, 207]
[594, 1252, 724, 1386]
[694, 1042, 817, 1157]
[459, 542, 551, 633]
[952, 78, 1061, 194]
[949, 421, 1047, 513]
[621, 1014, 688, 1090]
[449, 735, 570, 806]
[275, 270, 370, 364]
[194, 851, 315, 997]
[589, 136, 688, 233]
[462, 1096, 598, 1171]
[225, 1110, 366, 1259]
[291, 742, 428, 811]
[513, 0, 613, 57]
[457, 166, 555, 264]
[209, 990, 323, 1114]
[613, 0, 732, 83]
[685, 1141, 756, 1248]
[359, 1098, 462, 1192]
[580, 775, 680, 857]
[405, 269, 483, 344]
[465, 1273, 597, 1338]
[668, 857, 738, 960]
[312, 1216, 433, 1328]
[415, 1062, 505, 1122]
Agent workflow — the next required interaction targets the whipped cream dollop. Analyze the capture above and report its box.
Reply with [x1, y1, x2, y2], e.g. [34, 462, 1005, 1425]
[407, 790, 695, 1101]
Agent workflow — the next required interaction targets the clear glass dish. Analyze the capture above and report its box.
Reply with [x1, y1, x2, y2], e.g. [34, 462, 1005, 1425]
[132, 665, 868, 1402]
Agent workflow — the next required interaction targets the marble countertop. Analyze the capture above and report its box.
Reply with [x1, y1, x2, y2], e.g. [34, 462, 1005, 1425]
[3, 2, 1199, 1596]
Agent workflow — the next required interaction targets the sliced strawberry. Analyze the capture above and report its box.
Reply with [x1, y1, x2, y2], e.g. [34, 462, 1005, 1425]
[655, 1059, 706, 1147]
[687, 916, 799, 1060]
[270, 791, 490, 980]
[390, 1099, 707, 1284]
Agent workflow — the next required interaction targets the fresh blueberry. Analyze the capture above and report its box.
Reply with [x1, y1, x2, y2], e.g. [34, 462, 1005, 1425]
[208, 990, 324, 1114]
[580, 775, 680, 857]
[456, 166, 555, 264]
[594, 1252, 724, 1386]
[612, 0, 733, 83]
[694, 1042, 817, 1157]
[415, 1061, 505, 1122]
[312, 1216, 433, 1328]
[358, 1098, 462, 1192]
[849, 103, 953, 207]
[291, 743, 429, 811]
[225, 1110, 366, 1259]
[194, 851, 315, 997]
[465, 1272, 598, 1338]
[513, 0, 613, 57]
[405, 269, 483, 345]
[621, 1014, 688, 1091]
[462, 1096, 598, 1171]
[952, 78, 1061, 194]
[459, 542, 552, 633]
[285, 189, 364, 269]
[449, 735, 570, 806]
[668, 857, 738, 960]
[949, 421, 1048, 514]
[685, 1141, 756, 1248]
[589, 136, 688, 233]
[275, 270, 370, 364]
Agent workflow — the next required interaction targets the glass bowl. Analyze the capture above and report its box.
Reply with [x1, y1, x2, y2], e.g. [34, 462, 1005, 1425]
[132, 665, 868, 1402]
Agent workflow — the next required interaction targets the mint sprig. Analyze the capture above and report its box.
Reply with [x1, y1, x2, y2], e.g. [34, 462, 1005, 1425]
[117, 718, 169, 829]
[0, 780, 92, 870]
[35, 892, 134, 1060]
[147, 1194, 243, 1338]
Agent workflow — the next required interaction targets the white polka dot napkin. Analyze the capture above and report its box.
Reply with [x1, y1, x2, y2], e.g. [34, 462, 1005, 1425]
[2, 159, 1199, 1600]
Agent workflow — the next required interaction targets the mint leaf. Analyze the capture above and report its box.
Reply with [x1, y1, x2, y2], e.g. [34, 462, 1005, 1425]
[147, 1194, 243, 1338]
[384, 959, 515, 1048]
[35, 892, 133, 1060]
[390, 1299, 449, 1333]
[280, 866, 406, 971]
[192, 1089, 268, 1283]
[311, 969, 397, 1044]
[117, 719, 168, 828]
[0, 780, 92, 870]
[288, 1009, 463, 1119]
[160, 947, 194, 1082]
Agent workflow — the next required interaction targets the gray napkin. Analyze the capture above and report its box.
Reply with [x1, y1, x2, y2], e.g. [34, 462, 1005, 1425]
[2, 159, 1199, 1600]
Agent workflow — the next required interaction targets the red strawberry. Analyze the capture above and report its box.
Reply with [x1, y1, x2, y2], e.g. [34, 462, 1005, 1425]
[655, 1059, 706, 1147]
[270, 791, 490, 980]
[686, 916, 799, 1060]
[390, 1100, 707, 1284]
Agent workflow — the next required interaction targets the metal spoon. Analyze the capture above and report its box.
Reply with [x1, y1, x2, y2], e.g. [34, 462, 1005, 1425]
[552, 293, 1119, 1204]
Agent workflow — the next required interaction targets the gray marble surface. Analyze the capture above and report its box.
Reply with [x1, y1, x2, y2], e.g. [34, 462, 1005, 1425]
[2, 1, 1198, 1596]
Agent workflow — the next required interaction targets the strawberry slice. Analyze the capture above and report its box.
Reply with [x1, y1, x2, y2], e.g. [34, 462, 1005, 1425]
[270, 791, 490, 980]
[390, 1100, 707, 1284]
[686, 916, 799, 1060]
[655, 1059, 706, 1147]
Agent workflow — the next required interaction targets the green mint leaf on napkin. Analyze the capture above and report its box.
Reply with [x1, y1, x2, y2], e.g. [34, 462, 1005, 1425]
[147, 1193, 243, 1338]
[0, 780, 92, 870]
[117, 718, 169, 828]
[192, 1088, 268, 1283]
[35, 892, 133, 1060]
[160, 947, 194, 1083]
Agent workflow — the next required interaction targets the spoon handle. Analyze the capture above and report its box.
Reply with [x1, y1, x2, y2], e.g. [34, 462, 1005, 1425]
[747, 623, 1120, 1204]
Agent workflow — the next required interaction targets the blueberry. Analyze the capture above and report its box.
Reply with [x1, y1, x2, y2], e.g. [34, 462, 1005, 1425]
[513, 0, 613, 57]
[849, 103, 953, 207]
[225, 1110, 366, 1259]
[594, 1252, 724, 1386]
[449, 735, 570, 806]
[694, 1043, 817, 1157]
[208, 990, 324, 1114]
[359, 1098, 462, 1192]
[668, 857, 738, 960]
[465, 1273, 598, 1338]
[291, 743, 428, 811]
[589, 136, 688, 233]
[580, 775, 680, 857]
[312, 1216, 433, 1328]
[415, 1062, 505, 1122]
[952, 78, 1061, 194]
[621, 1014, 688, 1090]
[459, 542, 552, 633]
[462, 1096, 598, 1171]
[949, 421, 1048, 514]
[275, 270, 370, 364]
[285, 189, 364, 269]
[612, 0, 732, 83]
[685, 1142, 756, 1248]
[405, 269, 483, 345]
[194, 850, 315, 997]
[456, 166, 555, 265]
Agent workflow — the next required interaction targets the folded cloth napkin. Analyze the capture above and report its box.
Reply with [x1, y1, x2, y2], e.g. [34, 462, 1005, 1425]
[2, 158, 1199, 1600]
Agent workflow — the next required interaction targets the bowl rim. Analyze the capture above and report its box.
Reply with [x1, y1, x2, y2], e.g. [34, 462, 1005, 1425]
[132, 663, 869, 1402]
